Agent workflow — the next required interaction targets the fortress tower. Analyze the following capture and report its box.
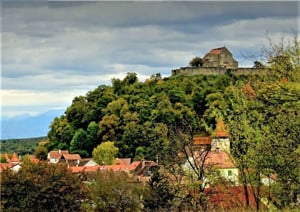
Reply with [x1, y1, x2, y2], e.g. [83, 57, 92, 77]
[203, 47, 238, 70]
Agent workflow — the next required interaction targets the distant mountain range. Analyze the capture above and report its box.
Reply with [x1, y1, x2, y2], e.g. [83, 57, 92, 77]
[1, 109, 64, 140]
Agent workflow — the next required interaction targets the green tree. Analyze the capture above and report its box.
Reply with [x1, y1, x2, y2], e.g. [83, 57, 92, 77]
[83, 171, 143, 212]
[124, 72, 138, 85]
[189, 57, 203, 67]
[86, 121, 100, 155]
[34, 144, 48, 161]
[70, 129, 89, 157]
[99, 114, 121, 142]
[1, 161, 84, 211]
[92, 141, 119, 165]
[143, 170, 175, 211]
[0, 153, 7, 163]
[224, 35, 300, 210]
[47, 116, 74, 150]
[65, 96, 90, 129]
[253, 61, 266, 69]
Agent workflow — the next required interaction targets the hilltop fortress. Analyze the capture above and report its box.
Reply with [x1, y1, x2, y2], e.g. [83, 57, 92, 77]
[172, 47, 260, 76]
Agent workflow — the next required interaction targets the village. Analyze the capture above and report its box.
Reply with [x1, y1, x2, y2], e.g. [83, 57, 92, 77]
[0, 118, 274, 187]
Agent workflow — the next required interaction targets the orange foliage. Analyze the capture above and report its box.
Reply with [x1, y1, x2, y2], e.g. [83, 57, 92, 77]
[242, 83, 256, 100]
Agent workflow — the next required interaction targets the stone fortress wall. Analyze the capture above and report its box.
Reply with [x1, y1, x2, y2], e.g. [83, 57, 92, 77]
[172, 67, 262, 76]
[172, 47, 265, 76]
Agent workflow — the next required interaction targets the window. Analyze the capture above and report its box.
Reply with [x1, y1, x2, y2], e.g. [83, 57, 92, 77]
[228, 170, 232, 177]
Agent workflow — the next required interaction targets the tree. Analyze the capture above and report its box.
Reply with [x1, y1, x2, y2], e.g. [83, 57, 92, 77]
[47, 116, 74, 150]
[124, 72, 138, 85]
[224, 35, 300, 209]
[1, 161, 84, 211]
[92, 141, 119, 165]
[70, 128, 89, 157]
[253, 61, 266, 69]
[190, 57, 203, 67]
[83, 171, 143, 212]
[34, 144, 48, 160]
[86, 121, 100, 155]
[263, 34, 299, 80]
[65, 96, 90, 129]
[0, 153, 7, 163]
[143, 170, 175, 211]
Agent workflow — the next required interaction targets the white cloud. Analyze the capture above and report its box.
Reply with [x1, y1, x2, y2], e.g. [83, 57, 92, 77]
[1, 89, 83, 107]
[1, 89, 89, 118]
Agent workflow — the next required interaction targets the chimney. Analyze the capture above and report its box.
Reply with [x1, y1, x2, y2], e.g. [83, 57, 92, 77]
[59, 149, 61, 154]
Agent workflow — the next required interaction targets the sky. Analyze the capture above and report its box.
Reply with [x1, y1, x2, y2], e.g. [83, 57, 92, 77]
[1, 1, 299, 120]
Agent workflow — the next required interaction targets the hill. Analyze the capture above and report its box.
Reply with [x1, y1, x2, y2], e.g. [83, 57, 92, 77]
[0, 136, 46, 155]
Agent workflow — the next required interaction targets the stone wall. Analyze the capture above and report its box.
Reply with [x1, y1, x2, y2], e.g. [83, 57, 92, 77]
[172, 67, 264, 76]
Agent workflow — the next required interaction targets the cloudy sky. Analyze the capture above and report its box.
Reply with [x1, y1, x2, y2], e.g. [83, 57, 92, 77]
[1, 1, 299, 119]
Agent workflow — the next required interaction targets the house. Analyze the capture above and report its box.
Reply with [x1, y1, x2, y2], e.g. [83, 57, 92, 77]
[47, 150, 69, 164]
[133, 160, 159, 176]
[203, 47, 238, 69]
[204, 151, 238, 183]
[5, 152, 20, 165]
[183, 119, 239, 184]
[47, 150, 81, 167]
[60, 153, 81, 167]
[0, 163, 13, 173]
[81, 158, 99, 167]
[0, 153, 26, 173]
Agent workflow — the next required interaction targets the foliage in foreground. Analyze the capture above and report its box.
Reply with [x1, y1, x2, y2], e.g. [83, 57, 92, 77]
[83, 171, 143, 212]
[1, 162, 84, 212]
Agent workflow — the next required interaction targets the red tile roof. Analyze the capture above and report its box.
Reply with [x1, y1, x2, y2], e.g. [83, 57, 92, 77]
[209, 47, 226, 55]
[0, 163, 13, 173]
[10, 153, 20, 163]
[131, 161, 141, 168]
[48, 150, 69, 159]
[29, 155, 40, 164]
[4, 153, 10, 162]
[193, 136, 212, 145]
[62, 154, 81, 161]
[213, 119, 229, 137]
[99, 164, 137, 172]
[69, 166, 100, 173]
[204, 151, 235, 169]
[115, 158, 131, 165]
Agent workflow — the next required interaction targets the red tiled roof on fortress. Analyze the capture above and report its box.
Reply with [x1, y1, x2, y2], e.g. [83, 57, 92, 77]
[209, 47, 225, 55]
